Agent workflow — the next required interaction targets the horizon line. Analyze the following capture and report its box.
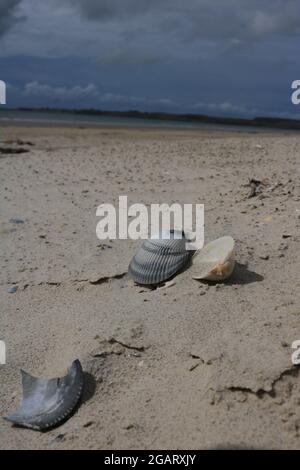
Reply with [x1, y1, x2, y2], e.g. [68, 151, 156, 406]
[1, 106, 300, 130]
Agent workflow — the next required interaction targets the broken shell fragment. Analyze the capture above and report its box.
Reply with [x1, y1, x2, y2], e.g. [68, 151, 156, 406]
[191, 236, 235, 281]
[128, 230, 194, 285]
[4, 359, 84, 431]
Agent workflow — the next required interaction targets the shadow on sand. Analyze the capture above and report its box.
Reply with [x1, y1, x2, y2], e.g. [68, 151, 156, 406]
[82, 372, 97, 404]
[224, 262, 264, 285]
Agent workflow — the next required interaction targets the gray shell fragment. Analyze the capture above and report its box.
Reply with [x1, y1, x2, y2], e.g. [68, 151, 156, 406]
[128, 230, 194, 285]
[4, 359, 84, 431]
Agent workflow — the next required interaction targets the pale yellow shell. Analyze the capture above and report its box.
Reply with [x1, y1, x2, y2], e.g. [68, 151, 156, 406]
[190, 236, 235, 281]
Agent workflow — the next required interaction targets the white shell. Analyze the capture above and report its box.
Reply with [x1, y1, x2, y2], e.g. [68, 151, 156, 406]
[191, 236, 235, 281]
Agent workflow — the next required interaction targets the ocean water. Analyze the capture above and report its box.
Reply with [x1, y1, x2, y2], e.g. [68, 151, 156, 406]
[0, 108, 290, 133]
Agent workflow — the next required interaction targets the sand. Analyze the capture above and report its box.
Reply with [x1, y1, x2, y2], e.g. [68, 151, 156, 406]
[0, 123, 300, 449]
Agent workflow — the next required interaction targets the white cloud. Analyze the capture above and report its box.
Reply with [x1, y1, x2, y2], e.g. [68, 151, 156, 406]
[20, 81, 176, 108]
[24, 81, 98, 100]
[192, 101, 258, 116]
[9, 81, 300, 119]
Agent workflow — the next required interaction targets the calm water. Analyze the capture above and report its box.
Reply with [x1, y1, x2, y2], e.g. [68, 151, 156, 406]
[0, 108, 293, 133]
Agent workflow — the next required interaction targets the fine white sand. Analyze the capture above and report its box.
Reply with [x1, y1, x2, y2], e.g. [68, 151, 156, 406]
[0, 124, 300, 449]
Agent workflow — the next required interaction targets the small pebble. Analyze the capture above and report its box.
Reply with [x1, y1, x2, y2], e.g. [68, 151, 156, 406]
[9, 218, 24, 224]
[8, 286, 18, 294]
[83, 421, 94, 428]
[54, 434, 65, 442]
[128, 352, 141, 358]
[259, 254, 269, 260]
[279, 243, 288, 251]
[123, 422, 135, 430]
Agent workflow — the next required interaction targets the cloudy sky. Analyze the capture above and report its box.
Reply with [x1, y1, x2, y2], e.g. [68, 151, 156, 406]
[1, 0, 300, 117]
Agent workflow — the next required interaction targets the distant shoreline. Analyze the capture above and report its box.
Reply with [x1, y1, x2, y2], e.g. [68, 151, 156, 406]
[1, 107, 300, 132]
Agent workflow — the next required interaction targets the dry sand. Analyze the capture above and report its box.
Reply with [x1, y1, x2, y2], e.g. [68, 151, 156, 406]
[0, 124, 300, 449]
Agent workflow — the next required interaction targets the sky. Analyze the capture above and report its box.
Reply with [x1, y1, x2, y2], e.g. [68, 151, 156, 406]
[0, 0, 300, 117]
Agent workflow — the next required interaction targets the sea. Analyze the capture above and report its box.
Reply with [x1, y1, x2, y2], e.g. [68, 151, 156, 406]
[0, 108, 293, 133]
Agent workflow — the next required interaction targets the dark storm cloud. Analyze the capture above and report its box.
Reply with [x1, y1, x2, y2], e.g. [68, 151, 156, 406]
[1, 0, 300, 117]
[0, 0, 23, 37]
[66, 0, 162, 21]
[68, 0, 300, 42]
[4, 1, 300, 60]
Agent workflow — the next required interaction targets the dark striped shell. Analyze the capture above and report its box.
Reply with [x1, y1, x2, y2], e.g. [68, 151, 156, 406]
[4, 360, 83, 431]
[128, 230, 194, 285]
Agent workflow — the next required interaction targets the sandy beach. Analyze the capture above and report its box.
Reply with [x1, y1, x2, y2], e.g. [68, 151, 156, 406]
[0, 123, 300, 449]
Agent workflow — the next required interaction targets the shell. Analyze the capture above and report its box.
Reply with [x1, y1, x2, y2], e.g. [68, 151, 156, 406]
[191, 236, 235, 281]
[128, 230, 194, 285]
[4, 359, 84, 431]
